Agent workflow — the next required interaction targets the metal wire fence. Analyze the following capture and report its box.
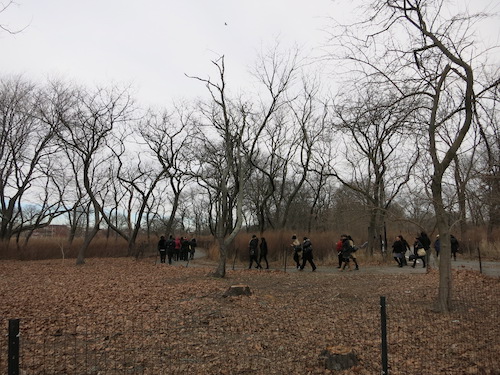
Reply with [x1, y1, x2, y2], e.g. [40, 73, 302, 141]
[2, 291, 499, 374]
[383, 292, 500, 374]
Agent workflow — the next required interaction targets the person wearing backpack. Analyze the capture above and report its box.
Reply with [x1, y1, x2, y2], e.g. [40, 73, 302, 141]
[300, 236, 316, 271]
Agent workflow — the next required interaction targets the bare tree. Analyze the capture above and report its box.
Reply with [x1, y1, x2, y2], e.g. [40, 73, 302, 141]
[330, 85, 420, 254]
[246, 75, 326, 234]
[0, 77, 66, 246]
[55, 85, 134, 264]
[474, 77, 500, 241]
[137, 105, 194, 238]
[0, 1, 28, 34]
[331, 0, 499, 311]
[190, 57, 249, 277]
[189, 48, 302, 277]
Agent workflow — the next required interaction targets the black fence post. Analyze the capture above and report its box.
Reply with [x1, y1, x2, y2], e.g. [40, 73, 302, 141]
[8, 319, 20, 375]
[477, 246, 483, 274]
[380, 296, 389, 375]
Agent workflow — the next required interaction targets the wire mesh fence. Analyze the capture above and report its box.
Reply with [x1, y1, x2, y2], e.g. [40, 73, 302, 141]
[384, 290, 500, 374]
[2, 289, 499, 374]
[3, 312, 334, 374]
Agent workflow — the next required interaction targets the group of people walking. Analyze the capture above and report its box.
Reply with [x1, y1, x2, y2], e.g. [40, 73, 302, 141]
[392, 233, 425, 268]
[247, 234, 317, 271]
[158, 230, 459, 270]
[290, 235, 317, 271]
[335, 234, 360, 271]
[157, 235, 197, 264]
[434, 234, 460, 260]
[392, 231, 460, 268]
[248, 235, 269, 269]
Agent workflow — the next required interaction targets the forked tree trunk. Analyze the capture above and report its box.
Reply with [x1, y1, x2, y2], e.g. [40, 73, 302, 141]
[76, 225, 99, 265]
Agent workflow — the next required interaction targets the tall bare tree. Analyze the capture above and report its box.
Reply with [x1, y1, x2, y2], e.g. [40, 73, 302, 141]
[137, 105, 194, 238]
[55, 85, 133, 264]
[189, 57, 250, 277]
[0, 77, 65, 246]
[331, 85, 420, 254]
[330, 0, 499, 311]
[189, 50, 299, 277]
[246, 75, 327, 234]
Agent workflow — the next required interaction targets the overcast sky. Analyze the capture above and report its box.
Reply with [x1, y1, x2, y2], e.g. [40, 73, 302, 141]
[0, 0, 345, 107]
[1, 0, 498, 108]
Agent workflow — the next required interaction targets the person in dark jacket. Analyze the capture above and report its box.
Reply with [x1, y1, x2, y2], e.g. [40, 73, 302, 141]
[300, 236, 316, 271]
[180, 237, 190, 261]
[392, 236, 405, 267]
[400, 235, 411, 266]
[434, 235, 441, 258]
[417, 232, 431, 252]
[248, 235, 262, 269]
[189, 238, 197, 260]
[166, 235, 175, 264]
[340, 235, 359, 271]
[416, 231, 430, 268]
[157, 235, 167, 263]
[411, 238, 426, 268]
[259, 237, 269, 269]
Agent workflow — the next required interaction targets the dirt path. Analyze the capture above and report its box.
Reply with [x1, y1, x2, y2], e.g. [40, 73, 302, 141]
[181, 248, 500, 277]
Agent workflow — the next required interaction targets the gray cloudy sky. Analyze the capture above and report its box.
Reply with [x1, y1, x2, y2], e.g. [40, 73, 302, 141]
[1, 0, 498, 107]
[1, 0, 342, 107]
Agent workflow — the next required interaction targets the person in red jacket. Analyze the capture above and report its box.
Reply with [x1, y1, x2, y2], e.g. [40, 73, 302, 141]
[174, 236, 181, 261]
[336, 235, 345, 269]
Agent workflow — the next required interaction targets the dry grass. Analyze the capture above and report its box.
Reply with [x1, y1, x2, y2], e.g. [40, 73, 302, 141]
[1, 228, 499, 263]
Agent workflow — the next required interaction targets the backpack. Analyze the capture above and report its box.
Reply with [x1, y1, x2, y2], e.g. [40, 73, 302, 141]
[303, 239, 312, 253]
[347, 239, 356, 252]
[249, 238, 258, 255]
[166, 238, 176, 252]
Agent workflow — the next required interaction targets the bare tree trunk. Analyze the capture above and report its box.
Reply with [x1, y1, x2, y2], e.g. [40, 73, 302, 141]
[432, 177, 452, 312]
[76, 224, 99, 265]
[212, 237, 228, 278]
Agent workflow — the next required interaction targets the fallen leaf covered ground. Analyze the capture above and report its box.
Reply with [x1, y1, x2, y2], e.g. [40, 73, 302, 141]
[0, 257, 499, 374]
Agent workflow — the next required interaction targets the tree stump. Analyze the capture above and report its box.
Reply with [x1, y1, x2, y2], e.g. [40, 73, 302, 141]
[223, 284, 252, 297]
[318, 345, 359, 371]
